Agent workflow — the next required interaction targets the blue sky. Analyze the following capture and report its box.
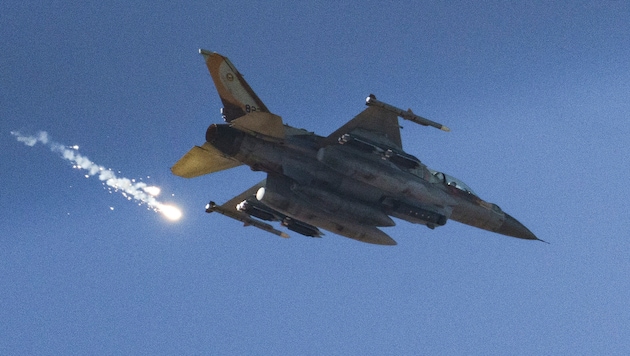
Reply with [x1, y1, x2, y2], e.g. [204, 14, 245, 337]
[2, 1, 629, 354]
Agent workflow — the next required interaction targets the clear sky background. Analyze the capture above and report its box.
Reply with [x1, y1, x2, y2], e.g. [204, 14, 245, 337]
[2, 1, 629, 354]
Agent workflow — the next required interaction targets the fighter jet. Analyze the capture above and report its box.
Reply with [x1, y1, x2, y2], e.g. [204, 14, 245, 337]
[172, 49, 541, 245]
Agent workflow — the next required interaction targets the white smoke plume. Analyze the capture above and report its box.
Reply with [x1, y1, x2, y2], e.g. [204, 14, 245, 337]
[11, 130, 182, 221]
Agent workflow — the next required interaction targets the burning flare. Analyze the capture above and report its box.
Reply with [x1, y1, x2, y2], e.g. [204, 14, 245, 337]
[11, 130, 182, 221]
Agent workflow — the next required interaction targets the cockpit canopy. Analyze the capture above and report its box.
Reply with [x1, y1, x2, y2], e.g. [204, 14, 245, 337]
[429, 169, 477, 196]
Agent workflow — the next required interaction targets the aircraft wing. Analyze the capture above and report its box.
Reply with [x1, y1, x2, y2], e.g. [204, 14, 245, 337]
[200, 49, 270, 122]
[207, 180, 290, 238]
[208, 176, 397, 245]
[322, 105, 402, 149]
[220, 180, 267, 213]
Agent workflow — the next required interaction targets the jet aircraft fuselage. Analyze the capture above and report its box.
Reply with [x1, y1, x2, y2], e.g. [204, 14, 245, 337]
[172, 50, 540, 245]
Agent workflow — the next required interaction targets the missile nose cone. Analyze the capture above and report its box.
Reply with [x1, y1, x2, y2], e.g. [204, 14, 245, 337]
[496, 213, 540, 241]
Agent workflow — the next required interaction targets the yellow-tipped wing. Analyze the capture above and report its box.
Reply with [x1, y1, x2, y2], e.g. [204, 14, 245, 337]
[171, 142, 241, 178]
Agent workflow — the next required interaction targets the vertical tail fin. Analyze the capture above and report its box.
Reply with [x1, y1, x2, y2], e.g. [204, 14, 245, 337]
[200, 49, 270, 122]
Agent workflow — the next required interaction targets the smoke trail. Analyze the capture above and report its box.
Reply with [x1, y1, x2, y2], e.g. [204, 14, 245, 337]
[11, 130, 182, 221]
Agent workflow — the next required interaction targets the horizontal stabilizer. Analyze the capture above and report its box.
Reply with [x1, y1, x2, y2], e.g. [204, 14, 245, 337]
[231, 112, 285, 139]
[171, 142, 241, 178]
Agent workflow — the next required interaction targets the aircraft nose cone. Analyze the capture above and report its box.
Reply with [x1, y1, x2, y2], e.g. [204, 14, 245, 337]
[496, 213, 539, 241]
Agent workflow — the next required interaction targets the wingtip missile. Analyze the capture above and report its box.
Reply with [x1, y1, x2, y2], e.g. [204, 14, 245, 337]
[206, 201, 290, 238]
[366, 94, 450, 132]
[199, 48, 213, 56]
